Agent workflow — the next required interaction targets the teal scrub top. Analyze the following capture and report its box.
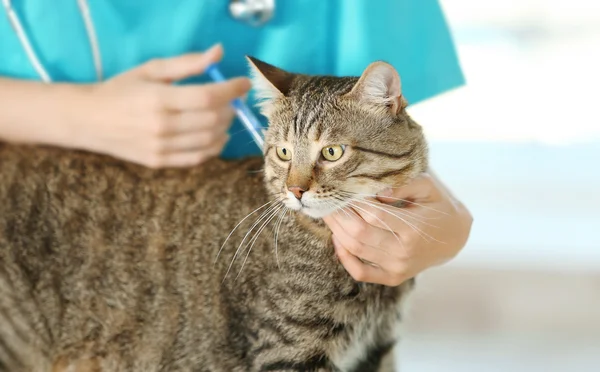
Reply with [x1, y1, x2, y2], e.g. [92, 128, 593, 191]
[0, 0, 464, 158]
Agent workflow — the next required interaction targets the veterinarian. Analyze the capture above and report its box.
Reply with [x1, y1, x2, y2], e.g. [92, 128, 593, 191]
[0, 0, 472, 286]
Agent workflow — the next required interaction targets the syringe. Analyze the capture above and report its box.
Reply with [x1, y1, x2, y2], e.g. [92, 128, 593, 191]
[205, 63, 265, 151]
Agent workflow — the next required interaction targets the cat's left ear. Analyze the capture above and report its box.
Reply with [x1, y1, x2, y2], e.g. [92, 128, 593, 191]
[246, 56, 295, 113]
[344, 61, 407, 115]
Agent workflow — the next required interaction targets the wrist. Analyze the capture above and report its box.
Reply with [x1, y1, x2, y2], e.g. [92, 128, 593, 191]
[49, 83, 97, 149]
[0, 80, 97, 148]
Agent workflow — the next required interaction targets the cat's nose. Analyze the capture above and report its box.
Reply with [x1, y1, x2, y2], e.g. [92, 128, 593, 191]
[287, 186, 306, 200]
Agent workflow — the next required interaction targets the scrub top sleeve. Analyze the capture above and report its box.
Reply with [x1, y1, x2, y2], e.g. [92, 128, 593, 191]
[333, 0, 465, 104]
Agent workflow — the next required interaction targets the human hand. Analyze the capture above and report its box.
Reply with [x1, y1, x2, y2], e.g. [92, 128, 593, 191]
[72, 44, 251, 168]
[323, 172, 473, 286]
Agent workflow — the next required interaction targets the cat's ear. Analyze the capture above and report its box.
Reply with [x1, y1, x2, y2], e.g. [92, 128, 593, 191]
[344, 61, 407, 114]
[246, 56, 295, 112]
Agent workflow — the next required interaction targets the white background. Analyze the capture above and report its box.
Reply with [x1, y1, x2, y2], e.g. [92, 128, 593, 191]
[408, 0, 600, 270]
[399, 1, 600, 371]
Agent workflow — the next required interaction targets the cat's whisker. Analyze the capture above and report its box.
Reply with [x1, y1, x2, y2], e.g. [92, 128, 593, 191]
[353, 199, 444, 244]
[331, 204, 395, 258]
[235, 204, 285, 280]
[323, 199, 348, 219]
[223, 201, 284, 281]
[344, 192, 450, 216]
[319, 198, 340, 212]
[336, 204, 353, 220]
[215, 198, 283, 265]
[337, 191, 442, 223]
[331, 193, 444, 246]
[345, 195, 431, 238]
[384, 203, 445, 222]
[223, 204, 279, 280]
[327, 200, 345, 219]
[350, 198, 447, 245]
[347, 202, 405, 249]
[337, 192, 429, 226]
[328, 200, 343, 214]
[350, 198, 441, 229]
[329, 195, 358, 221]
[273, 207, 289, 270]
[380, 203, 443, 222]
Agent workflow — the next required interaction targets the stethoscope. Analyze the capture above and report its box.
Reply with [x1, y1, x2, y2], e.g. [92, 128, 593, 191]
[2, 0, 275, 83]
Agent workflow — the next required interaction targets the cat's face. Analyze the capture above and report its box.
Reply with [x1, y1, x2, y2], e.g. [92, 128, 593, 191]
[248, 57, 428, 219]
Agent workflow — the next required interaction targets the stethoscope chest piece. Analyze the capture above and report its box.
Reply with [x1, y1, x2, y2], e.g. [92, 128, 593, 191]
[229, 0, 274, 27]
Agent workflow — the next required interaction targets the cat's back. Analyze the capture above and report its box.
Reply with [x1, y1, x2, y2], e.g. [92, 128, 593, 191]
[0, 142, 265, 207]
[0, 143, 269, 371]
[0, 143, 267, 264]
[0, 143, 266, 234]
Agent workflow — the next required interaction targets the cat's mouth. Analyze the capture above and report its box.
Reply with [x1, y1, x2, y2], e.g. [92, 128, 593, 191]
[282, 192, 347, 219]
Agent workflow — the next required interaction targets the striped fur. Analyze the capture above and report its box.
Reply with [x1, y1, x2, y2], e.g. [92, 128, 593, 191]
[0, 59, 427, 371]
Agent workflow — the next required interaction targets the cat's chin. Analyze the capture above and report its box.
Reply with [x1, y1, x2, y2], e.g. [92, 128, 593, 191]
[283, 200, 337, 219]
[299, 207, 332, 219]
[282, 194, 341, 219]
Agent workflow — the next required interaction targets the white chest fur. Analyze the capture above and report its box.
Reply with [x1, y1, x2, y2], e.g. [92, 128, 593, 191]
[333, 317, 380, 371]
[330, 300, 405, 372]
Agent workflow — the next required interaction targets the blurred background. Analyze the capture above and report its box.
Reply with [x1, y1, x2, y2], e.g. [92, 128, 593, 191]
[398, 0, 600, 371]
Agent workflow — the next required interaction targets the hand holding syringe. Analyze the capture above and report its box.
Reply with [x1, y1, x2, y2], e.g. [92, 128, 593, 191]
[205, 63, 265, 151]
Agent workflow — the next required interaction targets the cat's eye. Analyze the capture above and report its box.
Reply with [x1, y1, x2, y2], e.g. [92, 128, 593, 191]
[321, 145, 345, 162]
[276, 146, 292, 161]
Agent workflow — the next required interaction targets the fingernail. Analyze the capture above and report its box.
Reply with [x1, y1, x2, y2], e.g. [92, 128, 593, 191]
[203, 44, 223, 62]
[206, 43, 222, 53]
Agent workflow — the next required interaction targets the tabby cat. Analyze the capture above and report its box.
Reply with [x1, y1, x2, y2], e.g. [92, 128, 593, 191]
[0, 57, 428, 371]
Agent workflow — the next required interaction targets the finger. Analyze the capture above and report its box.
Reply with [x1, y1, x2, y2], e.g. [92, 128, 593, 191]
[334, 241, 392, 285]
[330, 207, 399, 249]
[157, 134, 228, 168]
[135, 44, 223, 82]
[329, 206, 415, 260]
[352, 200, 439, 255]
[172, 107, 235, 134]
[160, 129, 229, 153]
[325, 207, 399, 249]
[349, 200, 415, 234]
[325, 216, 389, 264]
[163, 78, 251, 111]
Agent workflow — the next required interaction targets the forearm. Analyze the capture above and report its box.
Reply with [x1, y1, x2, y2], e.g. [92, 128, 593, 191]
[0, 77, 88, 147]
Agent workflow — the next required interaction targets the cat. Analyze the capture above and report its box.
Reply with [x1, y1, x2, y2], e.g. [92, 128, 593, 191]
[0, 57, 428, 372]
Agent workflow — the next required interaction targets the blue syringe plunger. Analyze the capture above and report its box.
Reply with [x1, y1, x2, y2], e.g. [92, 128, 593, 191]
[205, 63, 264, 150]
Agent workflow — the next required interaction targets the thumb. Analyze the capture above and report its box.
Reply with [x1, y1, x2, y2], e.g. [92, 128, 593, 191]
[132, 44, 223, 82]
